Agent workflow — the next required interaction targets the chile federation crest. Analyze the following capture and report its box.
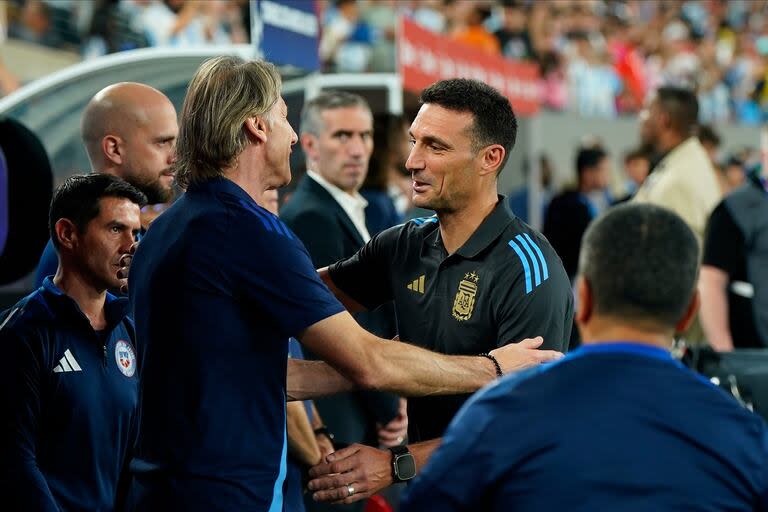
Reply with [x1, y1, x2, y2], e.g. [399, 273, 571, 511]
[115, 340, 136, 378]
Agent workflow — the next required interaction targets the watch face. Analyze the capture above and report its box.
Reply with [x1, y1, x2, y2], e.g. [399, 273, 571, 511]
[395, 454, 417, 481]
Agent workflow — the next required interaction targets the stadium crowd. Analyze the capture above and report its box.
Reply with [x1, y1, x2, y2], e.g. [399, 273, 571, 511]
[6, 0, 768, 124]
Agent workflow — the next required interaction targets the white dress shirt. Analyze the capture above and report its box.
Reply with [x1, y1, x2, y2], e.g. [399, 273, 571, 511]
[307, 171, 371, 242]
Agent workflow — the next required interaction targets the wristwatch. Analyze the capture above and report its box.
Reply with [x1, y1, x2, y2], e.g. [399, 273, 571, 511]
[313, 426, 335, 443]
[388, 445, 416, 482]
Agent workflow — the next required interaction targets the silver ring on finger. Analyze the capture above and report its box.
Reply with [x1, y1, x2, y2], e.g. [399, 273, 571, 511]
[347, 484, 355, 497]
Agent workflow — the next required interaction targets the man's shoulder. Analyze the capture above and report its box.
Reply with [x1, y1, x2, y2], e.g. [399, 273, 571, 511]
[281, 191, 338, 226]
[455, 363, 554, 421]
[500, 219, 568, 281]
[377, 215, 439, 246]
[0, 290, 54, 341]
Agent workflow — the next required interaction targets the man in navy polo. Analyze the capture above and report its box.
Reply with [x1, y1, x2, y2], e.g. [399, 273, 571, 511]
[401, 203, 768, 511]
[0, 174, 145, 510]
[126, 56, 560, 511]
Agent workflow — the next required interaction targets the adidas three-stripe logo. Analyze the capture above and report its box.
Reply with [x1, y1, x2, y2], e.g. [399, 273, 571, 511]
[53, 349, 82, 373]
[239, 199, 294, 239]
[407, 275, 425, 294]
[508, 233, 549, 294]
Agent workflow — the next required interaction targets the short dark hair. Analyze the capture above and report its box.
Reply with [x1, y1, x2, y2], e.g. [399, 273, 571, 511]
[697, 124, 721, 147]
[420, 78, 517, 172]
[579, 203, 699, 329]
[576, 147, 607, 179]
[656, 86, 699, 136]
[49, 173, 147, 250]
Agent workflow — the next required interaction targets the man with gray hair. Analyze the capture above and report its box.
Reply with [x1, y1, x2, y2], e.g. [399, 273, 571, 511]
[401, 203, 768, 511]
[34, 82, 178, 287]
[127, 57, 558, 511]
[282, 91, 404, 511]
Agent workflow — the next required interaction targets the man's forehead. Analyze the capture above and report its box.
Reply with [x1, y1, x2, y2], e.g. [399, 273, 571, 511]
[97, 197, 140, 219]
[411, 104, 473, 137]
[321, 105, 372, 128]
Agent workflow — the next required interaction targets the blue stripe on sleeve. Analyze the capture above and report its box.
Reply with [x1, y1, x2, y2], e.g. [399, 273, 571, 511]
[523, 233, 549, 281]
[267, 414, 288, 512]
[508, 240, 533, 294]
[515, 234, 541, 287]
[239, 200, 273, 232]
[277, 219, 295, 240]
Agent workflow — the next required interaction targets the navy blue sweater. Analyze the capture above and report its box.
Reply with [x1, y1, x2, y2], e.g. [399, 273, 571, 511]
[0, 278, 138, 511]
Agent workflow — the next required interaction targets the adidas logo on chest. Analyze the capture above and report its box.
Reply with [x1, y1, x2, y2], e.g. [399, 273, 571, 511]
[53, 349, 82, 373]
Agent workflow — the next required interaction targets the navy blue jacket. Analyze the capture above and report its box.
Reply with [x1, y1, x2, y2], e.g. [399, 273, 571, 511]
[403, 342, 768, 511]
[0, 278, 139, 511]
[127, 177, 344, 511]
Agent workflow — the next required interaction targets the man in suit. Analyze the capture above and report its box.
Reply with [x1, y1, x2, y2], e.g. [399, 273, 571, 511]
[280, 91, 406, 511]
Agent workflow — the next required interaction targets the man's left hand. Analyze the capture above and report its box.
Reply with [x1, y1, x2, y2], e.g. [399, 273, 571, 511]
[490, 336, 563, 374]
[307, 444, 392, 504]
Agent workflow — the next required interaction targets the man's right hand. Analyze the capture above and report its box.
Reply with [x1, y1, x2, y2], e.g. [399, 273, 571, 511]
[490, 336, 563, 375]
[307, 444, 392, 504]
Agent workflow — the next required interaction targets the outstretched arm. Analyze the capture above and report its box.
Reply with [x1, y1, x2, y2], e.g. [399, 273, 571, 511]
[287, 311, 560, 400]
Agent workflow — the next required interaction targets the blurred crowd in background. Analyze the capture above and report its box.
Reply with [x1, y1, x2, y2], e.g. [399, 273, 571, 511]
[5, 0, 768, 125]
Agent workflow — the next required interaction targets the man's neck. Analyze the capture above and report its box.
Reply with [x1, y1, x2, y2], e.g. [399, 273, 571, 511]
[225, 152, 273, 204]
[657, 132, 687, 155]
[580, 317, 674, 351]
[53, 266, 108, 330]
[437, 191, 498, 255]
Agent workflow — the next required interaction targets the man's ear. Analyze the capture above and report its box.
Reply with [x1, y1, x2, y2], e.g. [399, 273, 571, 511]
[54, 218, 79, 251]
[660, 110, 674, 132]
[245, 116, 268, 145]
[300, 133, 318, 161]
[478, 144, 505, 177]
[575, 276, 593, 327]
[101, 135, 123, 165]
[675, 290, 700, 334]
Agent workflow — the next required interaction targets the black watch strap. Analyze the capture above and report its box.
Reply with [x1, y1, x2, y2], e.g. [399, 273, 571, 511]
[389, 445, 409, 457]
[313, 426, 334, 442]
[389, 445, 416, 482]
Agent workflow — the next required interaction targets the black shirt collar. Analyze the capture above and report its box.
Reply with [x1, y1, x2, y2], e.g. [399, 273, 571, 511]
[427, 196, 513, 259]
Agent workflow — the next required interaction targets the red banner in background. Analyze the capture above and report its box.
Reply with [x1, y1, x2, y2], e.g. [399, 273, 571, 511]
[398, 17, 541, 116]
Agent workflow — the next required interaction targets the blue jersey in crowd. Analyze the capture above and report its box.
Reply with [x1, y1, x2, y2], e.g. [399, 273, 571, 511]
[0, 278, 138, 511]
[127, 177, 344, 511]
[402, 342, 768, 511]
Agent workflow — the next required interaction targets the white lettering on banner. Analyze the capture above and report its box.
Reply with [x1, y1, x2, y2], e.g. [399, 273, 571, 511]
[488, 72, 505, 91]
[405, 40, 542, 104]
[400, 39, 416, 67]
[422, 49, 438, 75]
[523, 82, 539, 100]
[439, 56, 455, 78]
[260, 0, 318, 38]
[455, 61, 473, 79]
[470, 66, 487, 84]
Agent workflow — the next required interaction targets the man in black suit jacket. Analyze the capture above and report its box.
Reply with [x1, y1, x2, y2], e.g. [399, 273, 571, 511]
[281, 91, 404, 512]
